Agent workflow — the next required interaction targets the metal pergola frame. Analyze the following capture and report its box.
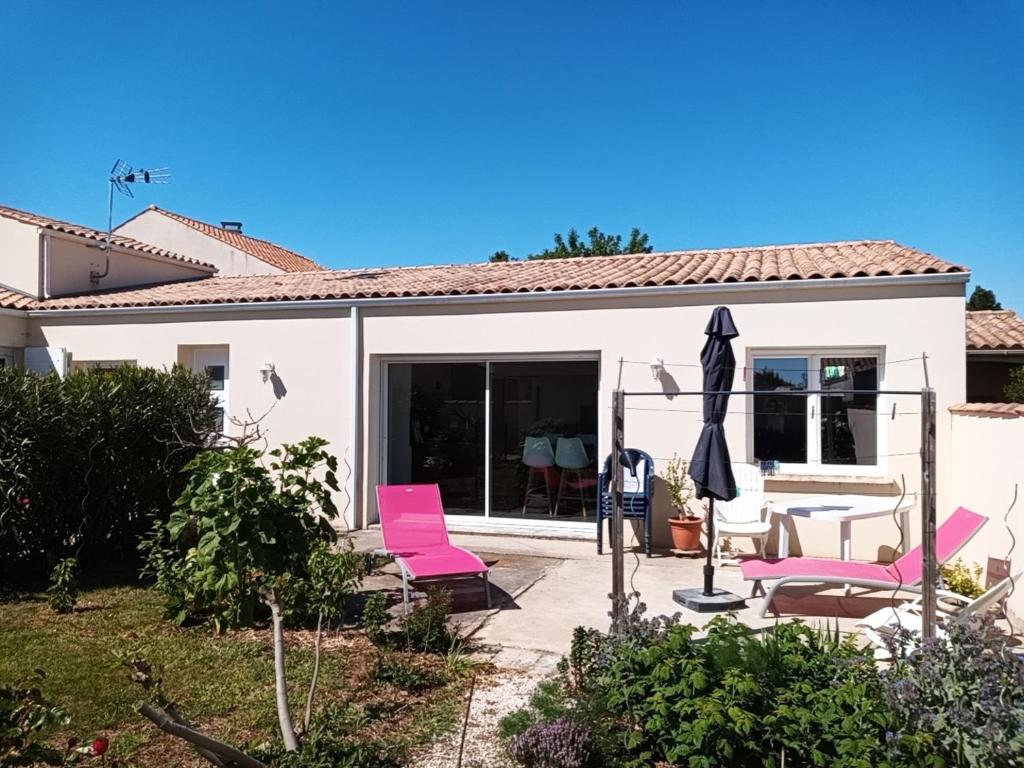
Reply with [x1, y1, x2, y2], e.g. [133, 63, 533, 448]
[608, 386, 938, 638]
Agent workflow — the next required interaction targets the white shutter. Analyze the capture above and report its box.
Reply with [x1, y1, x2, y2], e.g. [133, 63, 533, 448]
[24, 346, 68, 377]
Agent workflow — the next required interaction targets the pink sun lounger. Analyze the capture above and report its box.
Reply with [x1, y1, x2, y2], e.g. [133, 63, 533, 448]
[376, 484, 492, 613]
[741, 506, 987, 617]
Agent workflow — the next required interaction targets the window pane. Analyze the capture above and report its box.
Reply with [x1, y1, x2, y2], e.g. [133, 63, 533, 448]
[489, 360, 599, 521]
[754, 358, 808, 464]
[206, 365, 226, 391]
[386, 362, 486, 516]
[820, 357, 878, 465]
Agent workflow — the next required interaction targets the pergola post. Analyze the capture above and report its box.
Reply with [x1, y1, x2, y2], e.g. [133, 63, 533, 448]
[920, 387, 938, 640]
[609, 389, 627, 635]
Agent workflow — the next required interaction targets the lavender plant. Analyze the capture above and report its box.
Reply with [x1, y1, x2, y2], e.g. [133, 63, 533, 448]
[508, 719, 593, 768]
[882, 615, 1024, 768]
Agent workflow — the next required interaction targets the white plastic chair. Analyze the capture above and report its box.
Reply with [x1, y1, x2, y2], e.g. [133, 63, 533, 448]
[857, 569, 1021, 659]
[521, 436, 556, 515]
[554, 437, 594, 517]
[712, 463, 768, 567]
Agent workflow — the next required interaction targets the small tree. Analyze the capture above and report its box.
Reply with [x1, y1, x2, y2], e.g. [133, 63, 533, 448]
[967, 286, 1002, 310]
[144, 436, 346, 755]
[1006, 366, 1024, 403]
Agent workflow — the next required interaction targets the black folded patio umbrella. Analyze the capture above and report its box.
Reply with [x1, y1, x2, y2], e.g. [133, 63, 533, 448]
[674, 305, 746, 611]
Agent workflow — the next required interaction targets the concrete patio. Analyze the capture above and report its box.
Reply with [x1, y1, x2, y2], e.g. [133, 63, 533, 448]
[351, 529, 910, 657]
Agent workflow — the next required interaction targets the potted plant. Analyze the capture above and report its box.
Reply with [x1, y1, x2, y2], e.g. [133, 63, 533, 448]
[664, 454, 703, 552]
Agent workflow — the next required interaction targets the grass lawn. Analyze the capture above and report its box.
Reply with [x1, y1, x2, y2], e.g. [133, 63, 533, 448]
[0, 584, 468, 766]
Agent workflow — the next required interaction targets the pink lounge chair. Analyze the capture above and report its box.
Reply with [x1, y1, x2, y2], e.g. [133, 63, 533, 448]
[741, 506, 987, 617]
[376, 484, 492, 613]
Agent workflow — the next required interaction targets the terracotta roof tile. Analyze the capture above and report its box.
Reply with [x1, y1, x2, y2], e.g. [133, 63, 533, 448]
[0, 287, 34, 310]
[966, 310, 1024, 350]
[949, 402, 1024, 418]
[0, 205, 214, 270]
[29, 239, 965, 311]
[147, 207, 324, 272]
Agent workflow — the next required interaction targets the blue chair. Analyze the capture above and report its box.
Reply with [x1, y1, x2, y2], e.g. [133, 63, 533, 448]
[597, 449, 654, 557]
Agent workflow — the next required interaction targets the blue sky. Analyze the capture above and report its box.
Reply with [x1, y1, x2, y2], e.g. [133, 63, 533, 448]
[1, 2, 1022, 308]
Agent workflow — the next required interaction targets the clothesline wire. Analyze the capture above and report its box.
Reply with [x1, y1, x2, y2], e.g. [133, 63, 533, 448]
[618, 406, 922, 417]
[619, 354, 926, 375]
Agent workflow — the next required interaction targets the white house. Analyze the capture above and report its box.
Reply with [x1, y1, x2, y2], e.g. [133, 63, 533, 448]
[1, 203, 990, 566]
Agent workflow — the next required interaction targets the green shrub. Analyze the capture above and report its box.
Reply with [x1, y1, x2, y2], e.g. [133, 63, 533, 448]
[142, 436, 340, 630]
[362, 591, 389, 645]
[0, 365, 217, 581]
[940, 557, 985, 599]
[1005, 365, 1024, 403]
[283, 539, 364, 625]
[404, 588, 456, 654]
[46, 557, 78, 614]
[261, 702, 401, 768]
[882, 615, 1024, 767]
[372, 655, 443, 693]
[0, 672, 69, 766]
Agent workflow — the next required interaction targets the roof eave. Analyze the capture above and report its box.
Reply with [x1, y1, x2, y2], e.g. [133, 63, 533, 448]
[26, 270, 971, 317]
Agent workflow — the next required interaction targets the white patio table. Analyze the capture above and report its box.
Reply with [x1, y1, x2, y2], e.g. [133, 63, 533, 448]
[771, 494, 915, 562]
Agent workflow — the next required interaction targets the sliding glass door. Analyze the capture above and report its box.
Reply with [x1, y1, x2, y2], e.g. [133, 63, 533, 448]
[384, 358, 599, 523]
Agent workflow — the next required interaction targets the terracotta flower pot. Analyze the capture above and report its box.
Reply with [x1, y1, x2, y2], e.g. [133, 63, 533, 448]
[668, 514, 704, 552]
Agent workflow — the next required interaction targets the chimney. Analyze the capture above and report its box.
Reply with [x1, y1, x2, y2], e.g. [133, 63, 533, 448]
[221, 221, 243, 232]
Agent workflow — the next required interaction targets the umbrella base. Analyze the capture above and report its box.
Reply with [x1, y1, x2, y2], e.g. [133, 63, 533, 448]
[673, 587, 746, 613]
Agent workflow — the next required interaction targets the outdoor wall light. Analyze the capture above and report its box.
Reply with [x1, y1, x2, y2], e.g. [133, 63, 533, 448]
[650, 356, 665, 381]
[259, 361, 276, 383]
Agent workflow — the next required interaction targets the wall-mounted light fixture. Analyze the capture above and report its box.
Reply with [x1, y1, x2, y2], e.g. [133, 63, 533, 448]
[259, 361, 276, 383]
[650, 356, 665, 381]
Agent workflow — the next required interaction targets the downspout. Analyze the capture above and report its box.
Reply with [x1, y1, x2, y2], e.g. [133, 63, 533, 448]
[348, 306, 362, 530]
[41, 232, 52, 299]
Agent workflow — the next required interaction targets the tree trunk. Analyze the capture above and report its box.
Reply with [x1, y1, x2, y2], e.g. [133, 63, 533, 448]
[302, 611, 324, 733]
[268, 593, 299, 752]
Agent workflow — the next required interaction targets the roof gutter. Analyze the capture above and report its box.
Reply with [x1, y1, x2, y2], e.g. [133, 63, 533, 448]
[25, 270, 970, 318]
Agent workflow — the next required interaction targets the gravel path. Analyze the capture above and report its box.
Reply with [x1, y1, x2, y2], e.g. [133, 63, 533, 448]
[411, 648, 560, 768]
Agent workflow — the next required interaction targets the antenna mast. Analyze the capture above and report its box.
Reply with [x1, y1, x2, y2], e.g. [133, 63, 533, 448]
[93, 160, 170, 287]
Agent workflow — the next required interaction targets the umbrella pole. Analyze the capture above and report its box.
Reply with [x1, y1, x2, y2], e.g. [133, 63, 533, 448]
[703, 499, 715, 596]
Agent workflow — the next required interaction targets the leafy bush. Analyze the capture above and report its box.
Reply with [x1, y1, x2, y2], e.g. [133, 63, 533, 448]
[362, 591, 389, 645]
[372, 654, 443, 693]
[142, 436, 340, 630]
[940, 557, 985, 599]
[508, 719, 593, 768]
[282, 539, 364, 625]
[882, 615, 1024, 768]
[261, 702, 401, 768]
[0, 672, 69, 766]
[404, 588, 456, 654]
[363, 588, 458, 655]
[0, 365, 217, 580]
[46, 558, 79, 614]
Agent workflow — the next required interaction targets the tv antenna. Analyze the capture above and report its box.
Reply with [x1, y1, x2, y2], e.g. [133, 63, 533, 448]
[93, 160, 171, 286]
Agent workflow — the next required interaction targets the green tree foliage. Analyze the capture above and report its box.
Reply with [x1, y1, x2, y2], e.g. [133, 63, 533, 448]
[0, 672, 69, 766]
[0, 365, 218, 581]
[1005, 366, 1024, 403]
[143, 436, 342, 631]
[490, 227, 653, 262]
[966, 285, 1002, 310]
[46, 558, 79, 614]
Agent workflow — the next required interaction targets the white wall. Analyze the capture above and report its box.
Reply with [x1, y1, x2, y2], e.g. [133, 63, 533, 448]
[359, 280, 966, 559]
[28, 277, 966, 557]
[46, 233, 208, 296]
[31, 308, 355, 522]
[949, 409, 1024, 626]
[0, 312, 28, 348]
[0, 216, 41, 296]
[117, 210, 284, 276]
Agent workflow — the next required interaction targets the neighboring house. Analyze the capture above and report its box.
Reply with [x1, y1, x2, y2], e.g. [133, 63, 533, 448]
[0, 209, 976, 559]
[115, 206, 324, 275]
[965, 310, 1024, 402]
[0, 204, 214, 372]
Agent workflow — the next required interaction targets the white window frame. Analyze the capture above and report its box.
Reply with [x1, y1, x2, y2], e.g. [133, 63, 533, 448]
[377, 352, 602, 537]
[192, 347, 230, 438]
[745, 347, 888, 477]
